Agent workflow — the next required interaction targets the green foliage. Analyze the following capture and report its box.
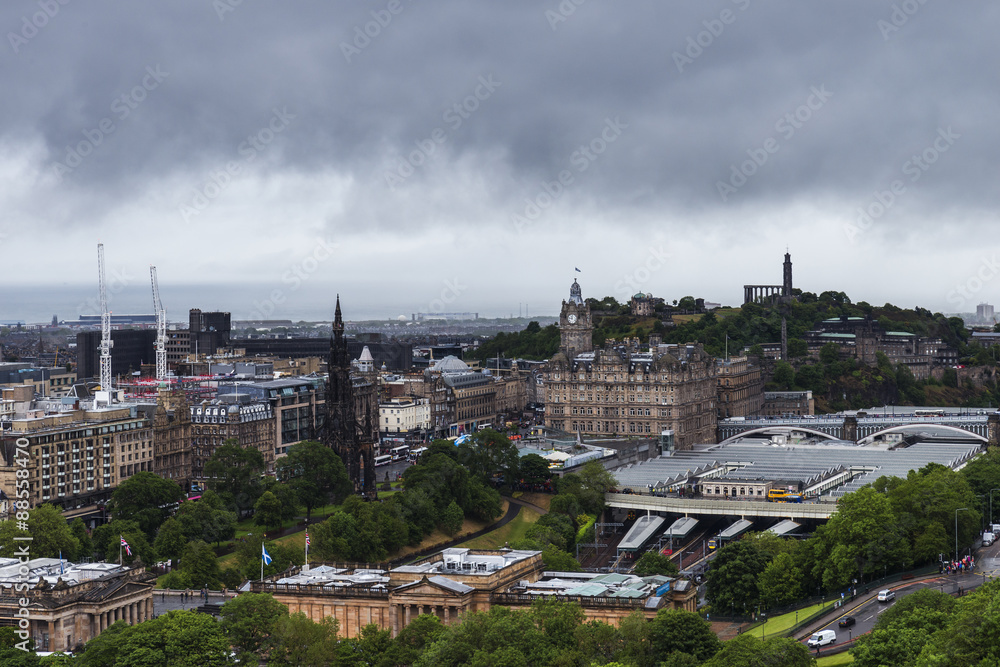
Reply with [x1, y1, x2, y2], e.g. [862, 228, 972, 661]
[152, 517, 187, 563]
[25, 504, 79, 560]
[633, 550, 680, 577]
[77, 610, 232, 666]
[275, 440, 352, 520]
[701, 633, 813, 667]
[648, 608, 721, 663]
[175, 491, 237, 546]
[69, 518, 93, 561]
[268, 612, 340, 667]
[771, 361, 795, 390]
[441, 500, 464, 536]
[519, 453, 552, 486]
[470, 322, 561, 361]
[706, 540, 769, 614]
[540, 544, 583, 572]
[179, 540, 220, 589]
[203, 441, 265, 517]
[235, 534, 302, 580]
[850, 588, 958, 667]
[253, 491, 284, 533]
[106, 472, 183, 542]
[218, 592, 289, 665]
[91, 519, 153, 566]
[757, 552, 803, 608]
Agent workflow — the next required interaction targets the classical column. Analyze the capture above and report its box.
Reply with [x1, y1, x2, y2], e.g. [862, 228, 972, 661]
[403, 605, 411, 626]
[147, 598, 154, 621]
[47, 621, 55, 651]
[391, 604, 399, 637]
[444, 606, 451, 624]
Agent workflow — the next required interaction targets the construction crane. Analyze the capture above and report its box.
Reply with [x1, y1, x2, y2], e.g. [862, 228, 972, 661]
[150, 265, 167, 381]
[97, 243, 114, 405]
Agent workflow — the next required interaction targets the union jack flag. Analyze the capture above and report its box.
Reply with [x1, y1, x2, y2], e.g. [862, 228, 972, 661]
[305, 532, 311, 547]
[120, 536, 132, 556]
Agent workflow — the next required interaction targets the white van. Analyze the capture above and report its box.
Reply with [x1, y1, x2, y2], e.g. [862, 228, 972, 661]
[984, 532, 995, 546]
[807, 630, 837, 647]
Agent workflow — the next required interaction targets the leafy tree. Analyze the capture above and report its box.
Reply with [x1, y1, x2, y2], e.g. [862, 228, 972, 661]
[462, 429, 521, 486]
[20, 504, 79, 560]
[466, 480, 503, 522]
[106, 472, 183, 541]
[153, 517, 188, 563]
[78, 610, 231, 666]
[179, 540, 220, 589]
[850, 588, 958, 667]
[276, 440, 352, 520]
[819, 342, 841, 364]
[203, 441, 265, 517]
[218, 592, 289, 665]
[788, 338, 808, 358]
[541, 544, 583, 572]
[340, 623, 393, 666]
[701, 633, 812, 667]
[415, 605, 558, 667]
[519, 453, 552, 486]
[235, 534, 302, 580]
[176, 491, 238, 546]
[269, 613, 340, 667]
[706, 540, 769, 615]
[91, 519, 153, 566]
[381, 614, 447, 667]
[772, 361, 795, 390]
[648, 609, 721, 663]
[441, 500, 464, 536]
[820, 486, 909, 588]
[69, 518, 93, 561]
[757, 552, 803, 609]
[526, 513, 577, 551]
[633, 550, 680, 577]
[253, 491, 284, 534]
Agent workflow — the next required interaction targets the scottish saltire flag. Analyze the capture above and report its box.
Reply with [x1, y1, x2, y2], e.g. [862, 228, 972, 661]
[262, 544, 273, 565]
[120, 536, 132, 556]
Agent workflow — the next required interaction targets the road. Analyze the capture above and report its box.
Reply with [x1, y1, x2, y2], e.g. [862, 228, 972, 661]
[802, 540, 1000, 654]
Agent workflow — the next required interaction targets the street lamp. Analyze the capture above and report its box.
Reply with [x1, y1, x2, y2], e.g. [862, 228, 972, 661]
[957, 508, 971, 561]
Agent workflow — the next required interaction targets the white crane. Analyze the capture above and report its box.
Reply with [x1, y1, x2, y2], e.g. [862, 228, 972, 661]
[97, 243, 114, 405]
[150, 265, 167, 381]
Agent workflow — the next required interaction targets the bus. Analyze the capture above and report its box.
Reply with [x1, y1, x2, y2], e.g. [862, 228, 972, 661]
[374, 454, 393, 467]
[390, 445, 410, 461]
[914, 409, 945, 417]
[408, 446, 428, 462]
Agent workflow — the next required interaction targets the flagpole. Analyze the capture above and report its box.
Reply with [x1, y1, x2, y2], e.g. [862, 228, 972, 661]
[119, 536, 122, 565]
[261, 544, 264, 582]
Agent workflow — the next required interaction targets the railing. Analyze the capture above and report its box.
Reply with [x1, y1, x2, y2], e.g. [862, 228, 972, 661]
[490, 592, 647, 609]
[252, 582, 390, 599]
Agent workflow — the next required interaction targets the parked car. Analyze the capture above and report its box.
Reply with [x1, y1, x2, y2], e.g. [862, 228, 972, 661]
[877, 589, 895, 602]
[807, 630, 837, 647]
[838, 616, 856, 628]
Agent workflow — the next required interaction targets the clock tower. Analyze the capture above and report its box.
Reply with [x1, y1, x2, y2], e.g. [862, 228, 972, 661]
[559, 279, 593, 357]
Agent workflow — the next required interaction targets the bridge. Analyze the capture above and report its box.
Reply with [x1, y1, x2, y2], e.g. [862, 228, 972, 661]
[606, 493, 836, 520]
[718, 412, 999, 445]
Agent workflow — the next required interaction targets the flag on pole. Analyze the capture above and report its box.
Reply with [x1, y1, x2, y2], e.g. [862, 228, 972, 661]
[120, 536, 132, 556]
[262, 544, 273, 566]
[305, 532, 311, 547]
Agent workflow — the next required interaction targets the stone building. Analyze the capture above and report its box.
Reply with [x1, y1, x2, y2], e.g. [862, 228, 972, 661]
[188, 398, 275, 481]
[325, 297, 378, 499]
[544, 281, 717, 449]
[252, 548, 696, 639]
[150, 386, 192, 489]
[761, 391, 815, 417]
[0, 559, 154, 653]
[716, 356, 764, 419]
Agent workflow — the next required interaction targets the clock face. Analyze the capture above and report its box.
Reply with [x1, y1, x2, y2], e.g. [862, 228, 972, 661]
[567, 314, 578, 324]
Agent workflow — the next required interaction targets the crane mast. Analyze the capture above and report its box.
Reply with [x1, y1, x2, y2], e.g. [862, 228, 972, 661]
[150, 265, 167, 381]
[97, 243, 114, 405]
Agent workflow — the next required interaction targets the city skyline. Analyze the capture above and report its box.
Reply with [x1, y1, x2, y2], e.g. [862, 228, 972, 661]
[3, 3, 998, 319]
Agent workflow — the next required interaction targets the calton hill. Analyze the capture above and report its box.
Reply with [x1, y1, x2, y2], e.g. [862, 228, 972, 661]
[472, 290, 1000, 412]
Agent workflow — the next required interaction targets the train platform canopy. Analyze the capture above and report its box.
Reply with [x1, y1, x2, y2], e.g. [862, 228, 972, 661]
[767, 520, 801, 536]
[619, 516, 665, 551]
[719, 519, 753, 539]
[664, 517, 698, 538]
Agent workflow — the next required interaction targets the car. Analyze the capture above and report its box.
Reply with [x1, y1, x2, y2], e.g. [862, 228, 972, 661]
[877, 589, 895, 602]
[838, 616, 856, 628]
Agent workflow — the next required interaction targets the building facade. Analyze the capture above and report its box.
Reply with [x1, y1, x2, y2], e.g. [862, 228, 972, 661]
[379, 397, 431, 435]
[761, 391, 815, 417]
[715, 356, 764, 419]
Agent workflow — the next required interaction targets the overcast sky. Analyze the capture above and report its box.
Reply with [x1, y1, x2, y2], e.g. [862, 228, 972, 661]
[2, 1, 998, 322]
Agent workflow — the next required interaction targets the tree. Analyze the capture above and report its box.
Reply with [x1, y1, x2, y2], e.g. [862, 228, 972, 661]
[820, 342, 841, 365]
[153, 517, 188, 563]
[462, 429, 521, 486]
[788, 338, 808, 358]
[203, 441, 265, 517]
[91, 519, 153, 566]
[106, 472, 183, 541]
[441, 500, 464, 536]
[757, 552, 803, 609]
[772, 361, 795, 390]
[176, 491, 238, 546]
[541, 544, 583, 572]
[414, 606, 558, 667]
[276, 440, 352, 520]
[269, 612, 340, 667]
[648, 609, 721, 663]
[519, 453, 552, 486]
[706, 540, 769, 615]
[78, 610, 231, 666]
[701, 633, 812, 667]
[633, 551, 680, 577]
[179, 540, 220, 589]
[218, 592, 289, 665]
[381, 614, 447, 667]
[24, 504, 79, 560]
[253, 491, 284, 534]
[69, 518, 93, 561]
[821, 486, 909, 588]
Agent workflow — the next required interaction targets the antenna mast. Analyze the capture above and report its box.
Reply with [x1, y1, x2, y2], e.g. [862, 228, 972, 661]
[150, 266, 167, 381]
[97, 243, 114, 405]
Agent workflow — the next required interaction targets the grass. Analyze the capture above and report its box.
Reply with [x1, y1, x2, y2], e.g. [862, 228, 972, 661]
[743, 600, 836, 639]
[516, 492, 552, 512]
[459, 504, 541, 550]
[816, 652, 854, 666]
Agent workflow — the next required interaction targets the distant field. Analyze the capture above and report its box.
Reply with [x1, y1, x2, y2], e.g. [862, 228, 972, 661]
[460, 505, 541, 550]
[816, 651, 853, 665]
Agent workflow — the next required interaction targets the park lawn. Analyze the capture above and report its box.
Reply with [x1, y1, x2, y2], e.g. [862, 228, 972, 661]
[460, 504, 541, 550]
[516, 492, 552, 512]
[744, 600, 835, 638]
[816, 651, 854, 666]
